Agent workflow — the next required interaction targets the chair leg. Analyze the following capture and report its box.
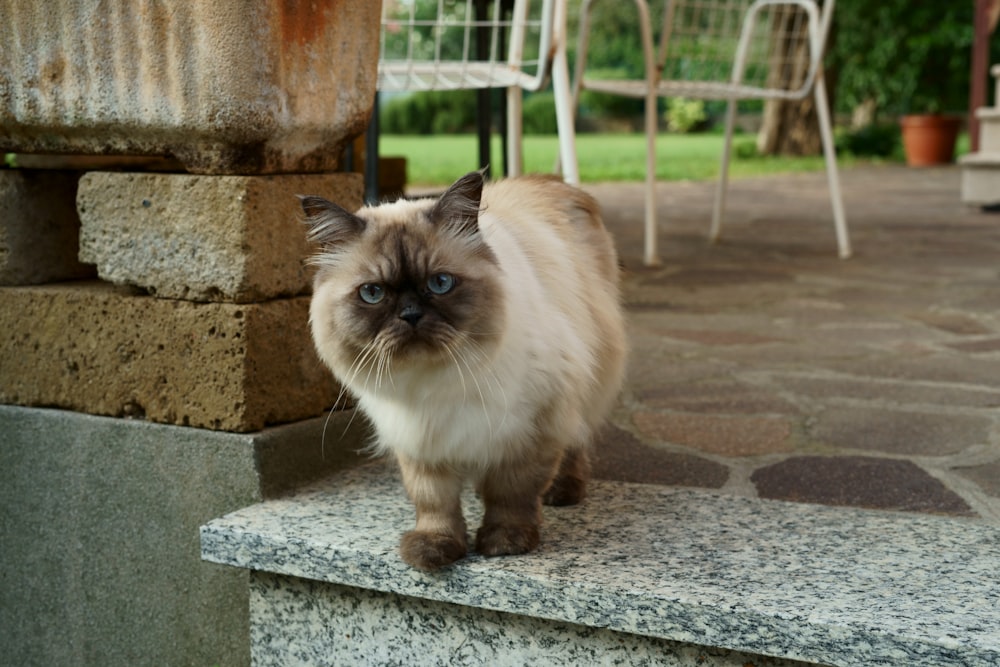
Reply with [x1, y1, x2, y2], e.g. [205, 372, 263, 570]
[814, 72, 851, 258]
[550, 0, 579, 184]
[506, 86, 523, 178]
[710, 98, 738, 244]
[643, 88, 659, 267]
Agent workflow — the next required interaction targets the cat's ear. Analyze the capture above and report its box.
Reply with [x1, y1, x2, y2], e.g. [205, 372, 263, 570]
[298, 195, 366, 246]
[430, 170, 484, 235]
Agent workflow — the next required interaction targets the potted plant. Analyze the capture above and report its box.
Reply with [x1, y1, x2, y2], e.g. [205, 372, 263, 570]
[895, 10, 970, 166]
[829, 2, 975, 165]
[899, 113, 962, 166]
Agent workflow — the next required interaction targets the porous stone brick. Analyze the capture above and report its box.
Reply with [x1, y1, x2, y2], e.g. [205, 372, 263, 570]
[0, 169, 97, 285]
[77, 172, 363, 302]
[0, 282, 339, 432]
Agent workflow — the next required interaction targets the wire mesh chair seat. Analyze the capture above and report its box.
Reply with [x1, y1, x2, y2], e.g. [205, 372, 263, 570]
[378, 0, 579, 183]
[378, 64, 535, 91]
[583, 78, 813, 102]
[574, 0, 850, 265]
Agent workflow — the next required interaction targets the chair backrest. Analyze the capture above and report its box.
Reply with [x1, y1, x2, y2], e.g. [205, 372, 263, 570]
[378, 0, 556, 92]
[654, 0, 834, 100]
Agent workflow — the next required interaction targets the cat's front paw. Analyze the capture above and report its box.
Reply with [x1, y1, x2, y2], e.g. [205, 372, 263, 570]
[400, 530, 467, 571]
[475, 522, 540, 557]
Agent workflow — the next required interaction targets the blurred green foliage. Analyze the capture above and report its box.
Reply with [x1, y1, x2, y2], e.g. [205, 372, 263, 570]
[827, 0, 997, 116]
[836, 123, 901, 158]
[379, 0, 998, 133]
[665, 98, 707, 133]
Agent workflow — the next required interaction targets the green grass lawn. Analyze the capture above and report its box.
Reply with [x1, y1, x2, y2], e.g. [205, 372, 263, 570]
[380, 132, 872, 187]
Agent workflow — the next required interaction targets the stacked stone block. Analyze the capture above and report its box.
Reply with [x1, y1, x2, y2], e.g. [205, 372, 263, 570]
[1, 4, 381, 663]
[1, 171, 362, 432]
[0, 166, 367, 666]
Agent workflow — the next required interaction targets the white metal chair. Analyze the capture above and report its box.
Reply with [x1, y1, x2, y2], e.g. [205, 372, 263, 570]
[379, 0, 579, 184]
[573, 0, 850, 265]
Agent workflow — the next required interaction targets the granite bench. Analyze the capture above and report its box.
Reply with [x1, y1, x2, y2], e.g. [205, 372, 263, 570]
[201, 460, 1000, 666]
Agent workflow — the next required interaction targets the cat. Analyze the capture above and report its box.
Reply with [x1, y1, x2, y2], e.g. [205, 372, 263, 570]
[301, 170, 626, 571]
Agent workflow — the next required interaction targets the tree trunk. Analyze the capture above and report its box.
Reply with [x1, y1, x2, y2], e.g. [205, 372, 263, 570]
[756, 4, 823, 156]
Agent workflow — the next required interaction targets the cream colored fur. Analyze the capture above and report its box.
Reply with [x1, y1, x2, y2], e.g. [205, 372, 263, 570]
[310, 175, 624, 468]
[305, 172, 626, 569]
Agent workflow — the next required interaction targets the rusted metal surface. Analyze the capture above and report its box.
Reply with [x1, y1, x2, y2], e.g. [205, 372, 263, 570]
[0, 0, 380, 174]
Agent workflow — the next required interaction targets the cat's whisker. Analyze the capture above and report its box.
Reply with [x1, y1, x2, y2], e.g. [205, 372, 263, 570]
[338, 398, 365, 443]
[384, 343, 398, 390]
[358, 340, 385, 394]
[322, 342, 377, 446]
[319, 405, 335, 461]
[462, 337, 502, 390]
[344, 341, 377, 388]
[337, 344, 373, 402]
[338, 342, 385, 441]
[462, 337, 510, 434]
[441, 343, 469, 401]
[377, 349, 390, 389]
[376, 339, 398, 390]
[452, 343, 494, 440]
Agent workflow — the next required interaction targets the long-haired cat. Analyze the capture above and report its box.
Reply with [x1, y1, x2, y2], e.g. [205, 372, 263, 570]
[302, 171, 626, 571]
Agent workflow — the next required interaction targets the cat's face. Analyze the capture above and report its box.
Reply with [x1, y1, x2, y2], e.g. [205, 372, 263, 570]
[304, 172, 506, 386]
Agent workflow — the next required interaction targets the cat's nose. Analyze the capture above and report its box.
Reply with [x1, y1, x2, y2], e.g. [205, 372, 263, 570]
[398, 303, 424, 327]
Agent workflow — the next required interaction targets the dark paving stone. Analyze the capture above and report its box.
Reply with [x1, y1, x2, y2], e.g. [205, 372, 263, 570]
[810, 407, 989, 456]
[593, 424, 728, 489]
[751, 456, 973, 516]
[633, 411, 795, 457]
[637, 381, 798, 415]
[953, 460, 1000, 499]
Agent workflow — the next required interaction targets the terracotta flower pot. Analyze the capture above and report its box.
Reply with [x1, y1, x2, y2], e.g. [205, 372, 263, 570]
[900, 114, 961, 166]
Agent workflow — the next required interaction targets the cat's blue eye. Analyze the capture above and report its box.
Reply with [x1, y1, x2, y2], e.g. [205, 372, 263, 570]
[427, 273, 455, 295]
[358, 283, 385, 304]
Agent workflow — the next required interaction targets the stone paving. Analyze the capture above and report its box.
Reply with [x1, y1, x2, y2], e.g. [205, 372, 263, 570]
[583, 165, 1000, 524]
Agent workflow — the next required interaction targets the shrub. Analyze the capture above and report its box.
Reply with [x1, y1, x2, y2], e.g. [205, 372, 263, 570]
[836, 123, 901, 158]
[380, 90, 480, 134]
[665, 98, 707, 133]
[521, 92, 559, 135]
[577, 68, 645, 120]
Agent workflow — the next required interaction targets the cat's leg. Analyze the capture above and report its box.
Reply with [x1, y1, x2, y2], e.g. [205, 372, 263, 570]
[474, 449, 560, 557]
[397, 454, 468, 571]
[542, 446, 590, 506]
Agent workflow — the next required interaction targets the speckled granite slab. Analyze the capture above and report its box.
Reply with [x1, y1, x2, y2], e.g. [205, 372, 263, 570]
[201, 460, 1000, 667]
[248, 572, 819, 666]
